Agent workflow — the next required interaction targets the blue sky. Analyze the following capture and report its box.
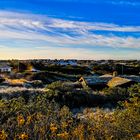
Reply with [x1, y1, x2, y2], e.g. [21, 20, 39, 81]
[0, 0, 140, 59]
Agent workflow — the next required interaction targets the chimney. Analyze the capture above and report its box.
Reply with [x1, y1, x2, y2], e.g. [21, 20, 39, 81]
[113, 71, 118, 77]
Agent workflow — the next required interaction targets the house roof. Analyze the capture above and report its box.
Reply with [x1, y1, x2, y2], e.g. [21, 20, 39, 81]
[100, 74, 113, 78]
[107, 77, 132, 87]
[79, 76, 111, 85]
[121, 75, 140, 83]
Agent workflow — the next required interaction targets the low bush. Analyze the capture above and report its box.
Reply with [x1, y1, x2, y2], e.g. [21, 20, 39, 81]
[0, 92, 139, 140]
[0, 83, 140, 140]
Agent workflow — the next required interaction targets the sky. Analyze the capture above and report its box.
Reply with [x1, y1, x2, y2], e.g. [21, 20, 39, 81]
[0, 0, 140, 60]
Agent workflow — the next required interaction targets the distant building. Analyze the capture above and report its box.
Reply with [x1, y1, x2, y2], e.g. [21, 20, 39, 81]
[55, 60, 78, 66]
[0, 65, 12, 73]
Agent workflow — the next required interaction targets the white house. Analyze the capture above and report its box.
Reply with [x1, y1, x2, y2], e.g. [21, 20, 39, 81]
[30, 68, 40, 72]
[0, 65, 12, 72]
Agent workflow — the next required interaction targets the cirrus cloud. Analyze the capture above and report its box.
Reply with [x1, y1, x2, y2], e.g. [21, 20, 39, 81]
[0, 10, 140, 50]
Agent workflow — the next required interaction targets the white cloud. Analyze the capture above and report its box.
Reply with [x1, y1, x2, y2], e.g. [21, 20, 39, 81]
[0, 10, 140, 49]
[110, 1, 140, 6]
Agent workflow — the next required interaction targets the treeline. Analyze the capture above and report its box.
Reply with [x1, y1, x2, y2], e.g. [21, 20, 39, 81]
[93, 63, 140, 75]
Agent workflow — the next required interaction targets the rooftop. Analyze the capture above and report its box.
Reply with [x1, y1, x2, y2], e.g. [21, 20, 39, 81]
[107, 77, 132, 88]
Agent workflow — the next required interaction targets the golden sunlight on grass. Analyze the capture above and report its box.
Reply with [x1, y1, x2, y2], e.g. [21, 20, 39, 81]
[6, 79, 27, 85]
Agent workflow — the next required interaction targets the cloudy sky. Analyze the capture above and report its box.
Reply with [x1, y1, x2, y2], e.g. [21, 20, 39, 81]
[0, 0, 140, 59]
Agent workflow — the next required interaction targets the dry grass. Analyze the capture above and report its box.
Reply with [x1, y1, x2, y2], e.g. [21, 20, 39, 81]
[6, 78, 27, 85]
